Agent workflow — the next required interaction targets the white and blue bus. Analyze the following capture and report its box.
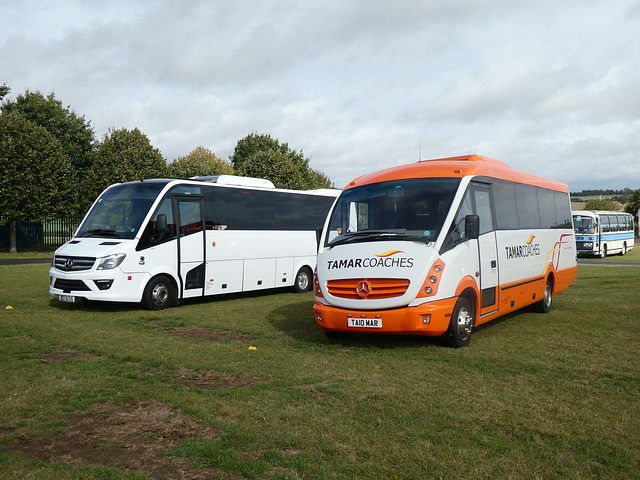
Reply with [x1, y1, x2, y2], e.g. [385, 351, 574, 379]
[572, 210, 634, 257]
[50, 175, 339, 309]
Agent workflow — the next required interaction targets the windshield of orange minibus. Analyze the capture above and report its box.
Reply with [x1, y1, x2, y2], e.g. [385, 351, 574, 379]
[325, 177, 460, 247]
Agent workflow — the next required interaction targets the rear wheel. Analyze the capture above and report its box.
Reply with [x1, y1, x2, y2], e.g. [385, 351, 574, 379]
[445, 296, 475, 348]
[294, 267, 312, 293]
[142, 276, 175, 310]
[621, 242, 627, 255]
[533, 277, 553, 314]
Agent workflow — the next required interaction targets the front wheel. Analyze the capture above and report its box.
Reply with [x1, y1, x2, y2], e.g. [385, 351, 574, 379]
[445, 296, 475, 348]
[294, 267, 312, 293]
[142, 276, 175, 310]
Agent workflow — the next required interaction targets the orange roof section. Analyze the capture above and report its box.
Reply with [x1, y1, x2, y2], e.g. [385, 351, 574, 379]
[344, 154, 569, 193]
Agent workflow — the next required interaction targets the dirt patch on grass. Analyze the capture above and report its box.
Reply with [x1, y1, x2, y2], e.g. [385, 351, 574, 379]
[142, 321, 254, 343]
[8, 398, 234, 479]
[170, 325, 253, 343]
[39, 348, 103, 363]
[168, 367, 262, 390]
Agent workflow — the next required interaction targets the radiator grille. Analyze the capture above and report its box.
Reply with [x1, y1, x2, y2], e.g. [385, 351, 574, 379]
[54, 256, 96, 272]
[326, 278, 410, 300]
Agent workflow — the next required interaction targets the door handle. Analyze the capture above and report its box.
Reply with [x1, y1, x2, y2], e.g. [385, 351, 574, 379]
[491, 260, 497, 268]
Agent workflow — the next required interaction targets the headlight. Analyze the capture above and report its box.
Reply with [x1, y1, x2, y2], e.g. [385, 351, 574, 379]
[97, 254, 126, 270]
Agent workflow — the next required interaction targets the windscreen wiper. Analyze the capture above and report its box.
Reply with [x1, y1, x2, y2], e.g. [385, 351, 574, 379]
[80, 229, 120, 238]
[328, 230, 430, 248]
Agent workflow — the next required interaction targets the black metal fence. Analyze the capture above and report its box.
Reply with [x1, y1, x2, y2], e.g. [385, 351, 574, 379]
[0, 215, 83, 252]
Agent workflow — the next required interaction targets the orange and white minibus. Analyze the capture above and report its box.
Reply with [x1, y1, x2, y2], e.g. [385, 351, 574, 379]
[313, 155, 577, 347]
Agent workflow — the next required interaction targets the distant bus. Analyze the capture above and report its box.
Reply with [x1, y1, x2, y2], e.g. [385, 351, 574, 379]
[49, 175, 339, 309]
[573, 210, 634, 257]
[313, 155, 577, 347]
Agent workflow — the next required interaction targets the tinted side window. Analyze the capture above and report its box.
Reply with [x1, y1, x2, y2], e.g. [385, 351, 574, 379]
[473, 185, 494, 235]
[493, 181, 518, 229]
[274, 193, 336, 230]
[210, 187, 275, 230]
[537, 189, 557, 229]
[554, 192, 572, 228]
[137, 197, 177, 250]
[515, 184, 541, 228]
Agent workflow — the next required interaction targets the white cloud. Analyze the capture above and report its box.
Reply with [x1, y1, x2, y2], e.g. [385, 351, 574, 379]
[2, 0, 640, 192]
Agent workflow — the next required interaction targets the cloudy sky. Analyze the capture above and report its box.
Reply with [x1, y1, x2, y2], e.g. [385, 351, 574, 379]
[2, 0, 640, 191]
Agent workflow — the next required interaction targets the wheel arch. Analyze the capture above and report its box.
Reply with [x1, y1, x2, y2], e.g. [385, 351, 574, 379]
[140, 271, 180, 305]
[455, 275, 480, 317]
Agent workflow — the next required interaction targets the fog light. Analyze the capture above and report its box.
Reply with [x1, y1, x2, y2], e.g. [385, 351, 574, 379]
[430, 276, 438, 284]
[422, 315, 431, 324]
[94, 279, 114, 291]
[424, 286, 432, 294]
[316, 314, 323, 322]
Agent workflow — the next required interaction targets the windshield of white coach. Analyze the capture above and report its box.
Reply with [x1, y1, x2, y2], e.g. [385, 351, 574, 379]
[77, 183, 167, 239]
[325, 178, 461, 247]
[573, 214, 596, 234]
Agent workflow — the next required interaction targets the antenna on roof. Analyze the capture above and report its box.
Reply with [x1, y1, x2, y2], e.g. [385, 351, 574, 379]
[418, 137, 422, 162]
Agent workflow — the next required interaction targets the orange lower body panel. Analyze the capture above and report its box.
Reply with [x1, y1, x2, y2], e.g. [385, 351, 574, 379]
[313, 297, 458, 337]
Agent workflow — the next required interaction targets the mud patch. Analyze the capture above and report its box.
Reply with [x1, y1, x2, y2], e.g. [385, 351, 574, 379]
[169, 325, 253, 343]
[169, 367, 262, 390]
[8, 398, 230, 479]
[39, 348, 103, 363]
[143, 321, 254, 343]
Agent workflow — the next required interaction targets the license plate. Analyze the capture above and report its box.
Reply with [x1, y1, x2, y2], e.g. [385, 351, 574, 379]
[348, 317, 382, 328]
[58, 295, 76, 303]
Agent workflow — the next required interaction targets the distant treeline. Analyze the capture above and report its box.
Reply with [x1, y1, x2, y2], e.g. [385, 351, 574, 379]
[570, 188, 635, 197]
[571, 188, 636, 205]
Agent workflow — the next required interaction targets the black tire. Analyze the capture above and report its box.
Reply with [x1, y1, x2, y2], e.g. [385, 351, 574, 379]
[621, 242, 627, 255]
[294, 267, 312, 293]
[601, 244, 608, 258]
[142, 275, 175, 310]
[444, 296, 475, 348]
[533, 277, 553, 314]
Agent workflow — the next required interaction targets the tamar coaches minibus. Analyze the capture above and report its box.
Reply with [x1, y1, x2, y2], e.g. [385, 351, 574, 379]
[313, 155, 577, 347]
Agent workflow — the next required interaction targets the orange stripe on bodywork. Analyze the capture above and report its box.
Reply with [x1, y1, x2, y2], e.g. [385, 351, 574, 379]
[376, 250, 404, 257]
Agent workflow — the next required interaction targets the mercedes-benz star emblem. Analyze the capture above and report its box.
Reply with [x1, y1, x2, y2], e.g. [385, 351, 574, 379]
[64, 258, 74, 271]
[356, 280, 371, 298]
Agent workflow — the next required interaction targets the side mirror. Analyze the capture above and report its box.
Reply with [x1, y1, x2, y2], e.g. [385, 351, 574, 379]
[156, 214, 167, 234]
[150, 214, 168, 243]
[465, 214, 480, 240]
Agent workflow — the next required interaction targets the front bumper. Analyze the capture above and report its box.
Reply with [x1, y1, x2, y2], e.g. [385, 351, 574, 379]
[313, 297, 458, 337]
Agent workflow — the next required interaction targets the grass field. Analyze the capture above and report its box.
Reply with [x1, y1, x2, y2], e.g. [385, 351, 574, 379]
[1, 261, 639, 479]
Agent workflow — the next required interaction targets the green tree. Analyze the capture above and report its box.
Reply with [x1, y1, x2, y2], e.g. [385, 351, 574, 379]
[230, 132, 333, 189]
[584, 198, 620, 211]
[168, 145, 233, 178]
[86, 128, 167, 203]
[2, 89, 96, 213]
[0, 111, 74, 252]
[241, 150, 306, 190]
[624, 189, 640, 235]
[0, 84, 9, 101]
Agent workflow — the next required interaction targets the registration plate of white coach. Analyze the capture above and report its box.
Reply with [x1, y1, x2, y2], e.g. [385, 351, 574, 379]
[58, 295, 76, 303]
[348, 317, 382, 328]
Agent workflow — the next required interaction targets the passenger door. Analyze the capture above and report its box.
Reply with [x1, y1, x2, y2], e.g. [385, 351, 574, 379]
[472, 183, 499, 315]
[176, 196, 205, 299]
